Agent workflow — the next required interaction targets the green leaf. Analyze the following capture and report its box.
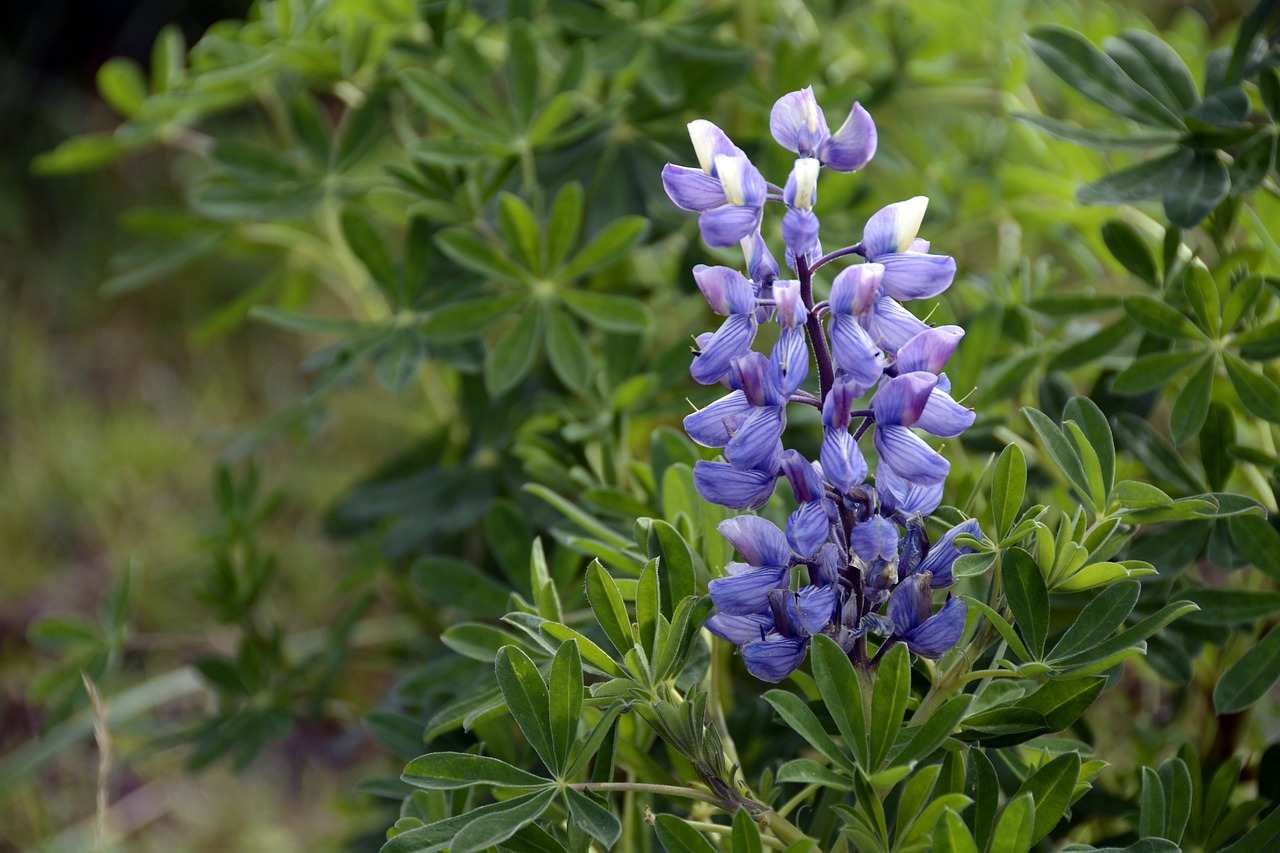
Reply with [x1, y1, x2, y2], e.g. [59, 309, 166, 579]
[1004, 549, 1049, 658]
[538, 623, 626, 678]
[1233, 320, 1280, 361]
[990, 792, 1036, 852]
[246, 306, 360, 335]
[654, 814, 718, 853]
[1224, 352, 1280, 422]
[1228, 514, 1280, 581]
[1048, 581, 1140, 661]
[400, 69, 505, 142]
[560, 218, 649, 280]
[1026, 26, 1183, 127]
[1101, 220, 1159, 286]
[1077, 150, 1194, 206]
[1185, 266, 1222, 337]
[732, 808, 764, 853]
[1011, 114, 1181, 150]
[150, 24, 186, 94]
[1139, 766, 1165, 839]
[411, 556, 510, 615]
[776, 759, 854, 789]
[1054, 601, 1200, 671]
[377, 331, 425, 393]
[380, 789, 555, 853]
[1065, 422, 1107, 511]
[485, 308, 543, 396]
[1169, 356, 1215, 445]
[1112, 350, 1206, 394]
[565, 701, 626, 780]
[97, 57, 148, 117]
[809, 634, 870, 767]
[870, 643, 910, 769]
[498, 193, 542, 272]
[992, 444, 1027, 539]
[585, 561, 635, 658]
[506, 20, 540, 126]
[450, 788, 557, 853]
[646, 520, 696, 619]
[32, 132, 146, 175]
[548, 641, 583, 775]
[547, 183, 584, 268]
[933, 809, 980, 853]
[1023, 408, 1092, 506]
[963, 596, 1033, 663]
[1187, 86, 1250, 127]
[1223, 275, 1264, 333]
[1123, 296, 1205, 341]
[1064, 397, 1115, 497]
[421, 295, 527, 341]
[402, 753, 550, 790]
[1229, 131, 1276, 196]
[495, 646, 556, 771]
[341, 206, 399, 301]
[545, 306, 593, 393]
[1114, 30, 1200, 110]
[562, 290, 651, 332]
[762, 690, 857, 774]
[1214, 625, 1280, 714]
[564, 788, 621, 848]
[1014, 677, 1106, 731]
[636, 560, 661, 661]
[1219, 804, 1280, 853]
[436, 227, 529, 284]
[1048, 318, 1134, 373]
[1201, 401, 1237, 490]
[1016, 752, 1080, 844]
[894, 695, 973, 767]
[1163, 152, 1231, 228]
[1161, 757, 1193, 843]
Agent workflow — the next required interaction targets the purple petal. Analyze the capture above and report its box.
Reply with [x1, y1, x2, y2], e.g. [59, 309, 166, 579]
[919, 519, 984, 588]
[887, 573, 931, 635]
[904, 595, 967, 658]
[718, 516, 791, 567]
[773, 281, 806, 330]
[879, 252, 957, 300]
[694, 461, 777, 510]
[864, 297, 930, 355]
[771, 327, 810, 396]
[699, 205, 763, 249]
[685, 390, 753, 448]
[820, 427, 867, 493]
[874, 425, 950, 486]
[783, 208, 821, 261]
[831, 317, 886, 386]
[783, 158, 820, 209]
[662, 164, 727, 211]
[786, 501, 830, 558]
[769, 88, 830, 156]
[829, 264, 884, 316]
[741, 634, 808, 682]
[729, 351, 785, 407]
[797, 584, 836, 633]
[687, 119, 741, 174]
[691, 314, 757, 385]
[709, 565, 789, 615]
[780, 449, 824, 503]
[815, 543, 840, 586]
[818, 102, 877, 172]
[706, 612, 774, 645]
[849, 515, 900, 563]
[693, 264, 756, 315]
[743, 231, 779, 287]
[875, 462, 943, 517]
[862, 197, 929, 259]
[915, 389, 975, 438]
[822, 375, 860, 429]
[714, 154, 768, 207]
[725, 406, 787, 471]
[896, 326, 964, 375]
[871, 372, 938, 427]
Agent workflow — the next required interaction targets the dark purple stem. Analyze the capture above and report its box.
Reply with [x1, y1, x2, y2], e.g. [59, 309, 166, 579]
[869, 637, 899, 667]
[811, 242, 867, 272]
[853, 417, 875, 441]
[788, 392, 822, 409]
[797, 254, 834, 402]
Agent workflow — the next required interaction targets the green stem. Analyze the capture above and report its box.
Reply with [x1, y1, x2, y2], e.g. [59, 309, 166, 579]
[684, 820, 788, 850]
[777, 783, 820, 819]
[569, 782, 723, 805]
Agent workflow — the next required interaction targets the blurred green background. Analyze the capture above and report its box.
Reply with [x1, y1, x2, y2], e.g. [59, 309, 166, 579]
[1, 0, 1272, 850]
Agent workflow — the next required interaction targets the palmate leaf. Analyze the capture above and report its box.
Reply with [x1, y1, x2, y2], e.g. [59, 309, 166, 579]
[401, 753, 550, 790]
[1077, 150, 1194, 206]
[1214, 625, 1280, 714]
[380, 789, 556, 853]
[1011, 114, 1181, 150]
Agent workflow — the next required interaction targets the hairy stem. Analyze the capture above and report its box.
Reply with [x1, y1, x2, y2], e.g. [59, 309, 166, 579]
[797, 254, 835, 401]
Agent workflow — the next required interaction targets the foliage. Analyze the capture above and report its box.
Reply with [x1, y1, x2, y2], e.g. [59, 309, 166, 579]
[10, 0, 1280, 850]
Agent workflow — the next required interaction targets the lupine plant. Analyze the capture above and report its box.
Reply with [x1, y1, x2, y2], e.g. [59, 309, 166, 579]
[13, 2, 1280, 851]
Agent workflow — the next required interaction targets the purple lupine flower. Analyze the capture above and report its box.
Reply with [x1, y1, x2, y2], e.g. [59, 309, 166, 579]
[915, 519, 984, 588]
[693, 461, 777, 510]
[870, 372, 951, 485]
[770, 87, 877, 173]
[820, 376, 869, 494]
[860, 197, 957, 300]
[782, 158, 821, 261]
[663, 122, 768, 249]
[780, 451, 831, 559]
[690, 265, 758, 385]
[849, 515, 900, 563]
[876, 462, 943, 517]
[828, 265, 886, 386]
[887, 574, 967, 658]
[740, 586, 836, 682]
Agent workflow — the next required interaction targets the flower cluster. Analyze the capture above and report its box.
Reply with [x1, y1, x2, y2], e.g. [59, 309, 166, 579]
[663, 87, 983, 681]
